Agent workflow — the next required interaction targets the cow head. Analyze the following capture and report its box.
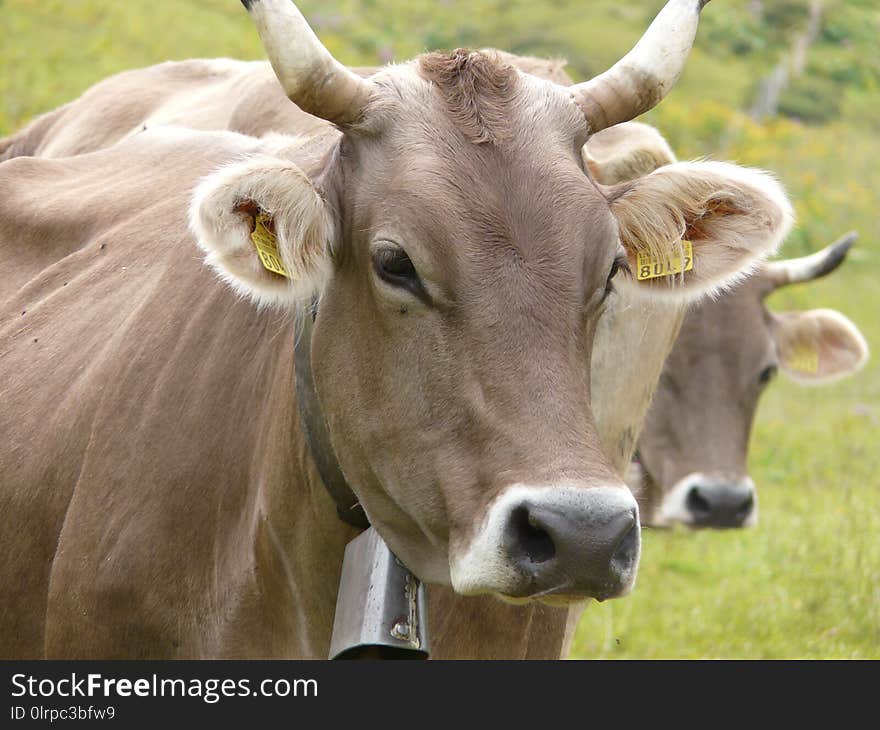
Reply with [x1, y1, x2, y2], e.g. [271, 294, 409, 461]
[190, 0, 793, 602]
[636, 232, 868, 528]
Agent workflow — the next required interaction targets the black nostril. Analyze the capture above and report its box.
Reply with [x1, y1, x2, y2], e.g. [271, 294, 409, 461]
[508, 506, 556, 564]
[610, 519, 639, 575]
[686, 486, 711, 517]
[736, 492, 755, 518]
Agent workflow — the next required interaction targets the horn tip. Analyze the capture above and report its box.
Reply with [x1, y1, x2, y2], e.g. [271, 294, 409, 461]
[812, 232, 857, 280]
[829, 231, 858, 258]
[838, 230, 859, 247]
[828, 231, 859, 257]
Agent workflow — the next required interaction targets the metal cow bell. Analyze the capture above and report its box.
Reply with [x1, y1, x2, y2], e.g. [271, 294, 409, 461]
[329, 528, 430, 660]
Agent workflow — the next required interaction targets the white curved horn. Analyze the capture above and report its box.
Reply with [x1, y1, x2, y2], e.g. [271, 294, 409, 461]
[763, 231, 858, 288]
[242, 0, 374, 126]
[570, 0, 710, 134]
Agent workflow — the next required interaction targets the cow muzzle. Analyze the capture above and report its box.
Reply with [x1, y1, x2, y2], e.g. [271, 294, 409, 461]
[661, 473, 757, 528]
[450, 485, 641, 603]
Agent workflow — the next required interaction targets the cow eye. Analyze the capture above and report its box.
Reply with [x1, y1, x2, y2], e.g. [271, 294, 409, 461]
[372, 245, 424, 296]
[605, 254, 629, 296]
[758, 364, 778, 386]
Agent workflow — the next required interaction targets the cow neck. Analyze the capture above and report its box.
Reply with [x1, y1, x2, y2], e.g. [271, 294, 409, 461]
[294, 302, 370, 529]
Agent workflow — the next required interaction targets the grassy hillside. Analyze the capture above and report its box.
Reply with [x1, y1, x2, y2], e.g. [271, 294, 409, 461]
[2, 0, 877, 658]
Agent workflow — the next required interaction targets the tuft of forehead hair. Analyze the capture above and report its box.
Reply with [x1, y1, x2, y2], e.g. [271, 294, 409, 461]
[417, 49, 519, 145]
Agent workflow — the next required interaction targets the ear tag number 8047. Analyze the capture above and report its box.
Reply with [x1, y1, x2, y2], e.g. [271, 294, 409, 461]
[636, 240, 693, 281]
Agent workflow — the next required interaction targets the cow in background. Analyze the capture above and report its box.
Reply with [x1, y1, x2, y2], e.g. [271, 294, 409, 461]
[632, 233, 867, 528]
[584, 123, 868, 529]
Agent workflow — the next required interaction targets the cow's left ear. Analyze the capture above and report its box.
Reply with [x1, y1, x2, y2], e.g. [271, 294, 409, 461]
[773, 309, 869, 384]
[607, 160, 794, 299]
[190, 154, 334, 307]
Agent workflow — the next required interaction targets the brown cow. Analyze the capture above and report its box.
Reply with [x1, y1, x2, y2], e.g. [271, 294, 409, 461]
[0, 49, 688, 657]
[632, 233, 868, 528]
[0, 0, 793, 658]
[583, 123, 868, 529]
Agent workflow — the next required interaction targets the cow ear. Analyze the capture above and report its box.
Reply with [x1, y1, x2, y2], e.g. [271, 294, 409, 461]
[773, 309, 868, 384]
[190, 154, 334, 307]
[583, 121, 677, 185]
[607, 161, 794, 299]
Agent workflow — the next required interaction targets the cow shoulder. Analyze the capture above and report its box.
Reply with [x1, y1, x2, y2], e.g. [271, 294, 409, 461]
[0, 127, 266, 301]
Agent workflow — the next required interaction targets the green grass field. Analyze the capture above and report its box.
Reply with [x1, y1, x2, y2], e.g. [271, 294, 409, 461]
[2, 0, 877, 658]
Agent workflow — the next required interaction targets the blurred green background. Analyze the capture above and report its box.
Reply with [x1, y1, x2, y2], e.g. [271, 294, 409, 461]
[1, 0, 877, 658]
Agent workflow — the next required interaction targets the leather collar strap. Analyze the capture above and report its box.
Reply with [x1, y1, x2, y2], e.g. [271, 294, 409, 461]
[294, 305, 370, 529]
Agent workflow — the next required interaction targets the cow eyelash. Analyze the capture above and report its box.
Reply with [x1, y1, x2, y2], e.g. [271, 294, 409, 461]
[605, 254, 629, 296]
[372, 245, 427, 300]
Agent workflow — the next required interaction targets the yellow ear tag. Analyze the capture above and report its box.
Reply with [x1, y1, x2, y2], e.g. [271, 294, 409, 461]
[251, 213, 289, 278]
[788, 342, 819, 374]
[636, 240, 694, 281]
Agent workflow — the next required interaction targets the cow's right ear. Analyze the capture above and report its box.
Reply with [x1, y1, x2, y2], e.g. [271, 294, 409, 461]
[190, 155, 334, 307]
[607, 160, 794, 300]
